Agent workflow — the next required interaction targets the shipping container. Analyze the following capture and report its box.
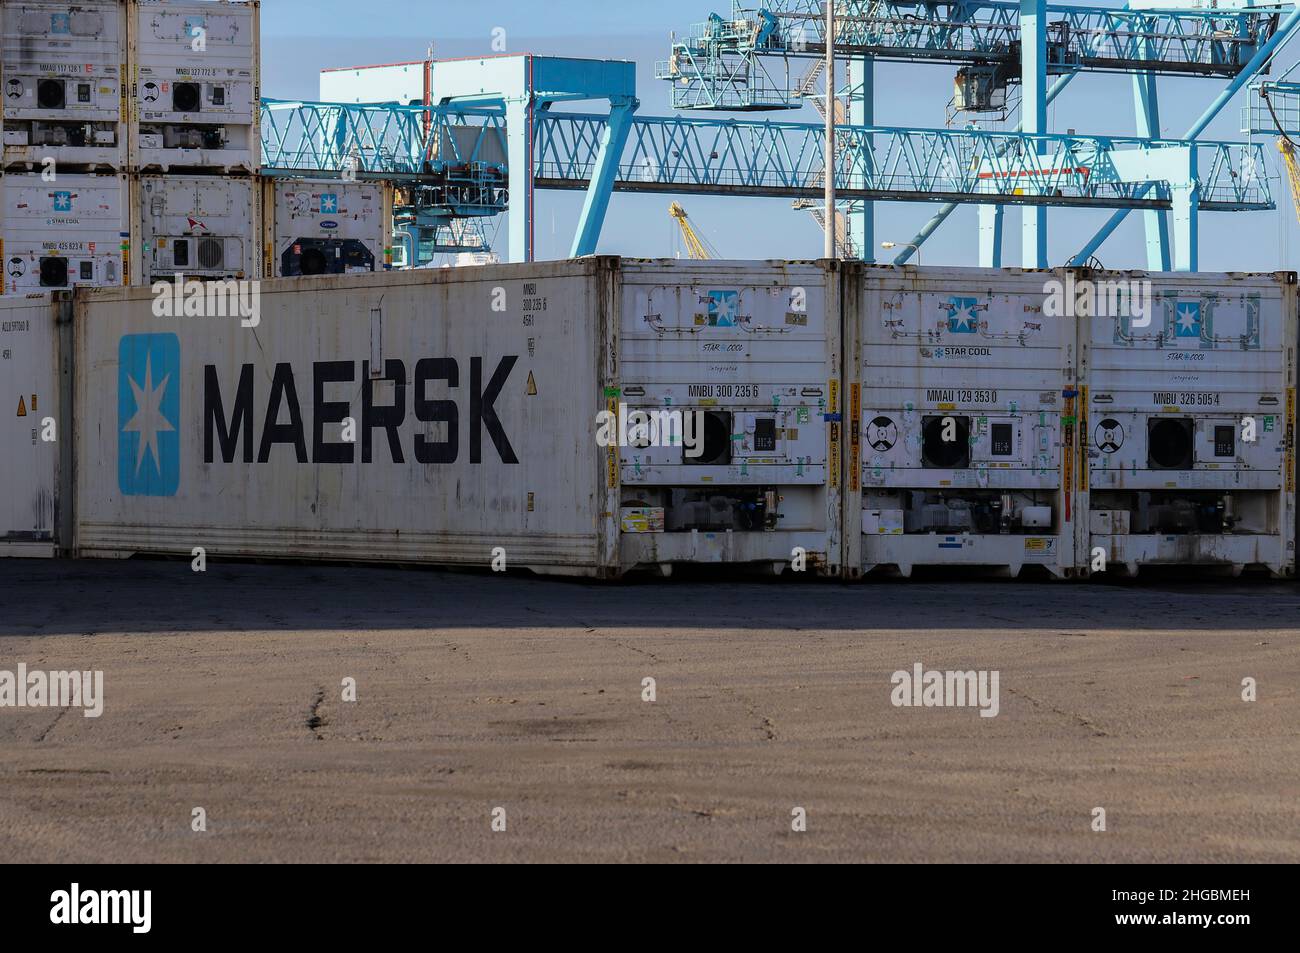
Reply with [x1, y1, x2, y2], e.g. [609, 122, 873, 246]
[0, 291, 62, 556]
[72, 260, 622, 575]
[261, 177, 393, 278]
[319, 60, 429, 106]
[133, 172, 258, 282]
[3, 171, 128, 291]
[614, 259, 842, 575]
[1, 0, 128, 171]
[845, 265, 1080, 578]
[1079, 270, 1297, 577]
[128, 0, 260, 173]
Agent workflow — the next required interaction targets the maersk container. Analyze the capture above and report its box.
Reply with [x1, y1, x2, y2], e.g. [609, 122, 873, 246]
[614, 259, 842, 576]
[846, 265, 1081, 578]
[1, 0, 127, 171]
[72, 260, 622, 575]
[0, 292, 61, 556]
[1080, 270, 1297, 577]
[134, 173, 258, 283]
[129, 0, 260, 173]
[3, 172, 128, 291]
[262, 177, 393, 278]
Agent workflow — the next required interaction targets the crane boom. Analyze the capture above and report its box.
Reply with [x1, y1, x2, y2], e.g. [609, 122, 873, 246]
[669, 201, 717, 259]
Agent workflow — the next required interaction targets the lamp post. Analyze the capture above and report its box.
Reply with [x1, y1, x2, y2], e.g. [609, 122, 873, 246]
[824, 0, 836, 259]
[881, 240, 921, 266]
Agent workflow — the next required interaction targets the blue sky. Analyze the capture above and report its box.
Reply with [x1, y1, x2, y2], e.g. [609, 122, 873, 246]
[262, 1, 1297, 270]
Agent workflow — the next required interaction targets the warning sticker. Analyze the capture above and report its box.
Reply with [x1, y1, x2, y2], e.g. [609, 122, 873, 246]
[1024, 537, 1057, 558]
[16, 395, 27, 417]
[526, 371, 537, 396]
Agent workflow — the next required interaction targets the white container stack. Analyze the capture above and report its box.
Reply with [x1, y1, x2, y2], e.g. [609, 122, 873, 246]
[1, 0, 260, 290]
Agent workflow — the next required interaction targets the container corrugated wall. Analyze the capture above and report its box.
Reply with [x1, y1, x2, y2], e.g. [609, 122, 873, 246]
[72, 259, 621, 575]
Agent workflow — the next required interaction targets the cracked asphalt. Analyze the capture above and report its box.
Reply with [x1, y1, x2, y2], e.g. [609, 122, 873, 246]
[1, 559, 1298, 863]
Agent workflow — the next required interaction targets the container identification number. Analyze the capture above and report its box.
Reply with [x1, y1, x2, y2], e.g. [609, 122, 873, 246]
[1154, 391, 1220, 406]
[689, 383, 760, 399]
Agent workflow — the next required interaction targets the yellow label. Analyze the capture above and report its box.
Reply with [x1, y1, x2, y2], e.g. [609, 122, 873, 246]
[1287, 387, 1295, 494]
[828, 379, 840, 489]
[606, 397, 617, 489]
[849, 383, 861, 492]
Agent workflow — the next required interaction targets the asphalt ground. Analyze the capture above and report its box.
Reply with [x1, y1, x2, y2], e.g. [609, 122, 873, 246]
[1, 559, 1297, 862]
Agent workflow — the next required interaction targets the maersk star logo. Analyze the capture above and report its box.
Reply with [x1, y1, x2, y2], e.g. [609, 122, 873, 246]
[52, 191, 73, 212]
[118, 334, 180, 497]
[320, 193, 339, 215]
[947, 297, 979, 333]
[1174, 301, 1201, 338]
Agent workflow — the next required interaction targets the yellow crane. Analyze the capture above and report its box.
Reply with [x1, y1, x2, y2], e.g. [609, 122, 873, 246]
[1260, 87, 1300, 223]
[669, 201, 719, 260]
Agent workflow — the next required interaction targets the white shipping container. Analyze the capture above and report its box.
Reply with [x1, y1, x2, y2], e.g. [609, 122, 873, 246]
[1, 0, 127, 170]
[3, 171, 128, 290]
[134, 173, 258, 282]
[1081, 270, 1297, 577]
[848, 265, 1080, 578]
[129, 0, 260, 172]
[615, 259, 841, 575]
[263, 177, 392, 278]
[73, 260, 621, 575]
[0, 292, 60, 556]
[319, 60, 429, 106]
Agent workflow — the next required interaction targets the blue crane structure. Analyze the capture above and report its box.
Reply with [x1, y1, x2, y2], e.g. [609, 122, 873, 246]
[258, 2, 1300, 272]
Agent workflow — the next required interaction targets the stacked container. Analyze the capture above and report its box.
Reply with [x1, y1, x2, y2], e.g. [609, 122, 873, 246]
[260, 177, 393, 279]
[127, 0, 260, 284]
[2, 0, 131, 292]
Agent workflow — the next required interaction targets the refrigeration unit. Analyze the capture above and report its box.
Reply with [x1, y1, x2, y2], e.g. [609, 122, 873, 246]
[1081, 271, 1297, 577]
[1, 0, 128, 170]
[132, 172, 257, 282]
[615, 260, 843, 576]
[848, 265, 1080, 578]
[3, 172, 128, 290]
[262, 177, 392, 278]
[129, 0, 260, 172]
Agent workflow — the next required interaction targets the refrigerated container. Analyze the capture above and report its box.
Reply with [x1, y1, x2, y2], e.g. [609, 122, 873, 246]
[133, 172, 257, 282]
[128, 0, 259, 172]
[846, 265, 1080, 578]
[3, 171, 128, 290]
[615, 259, 842, 575]
[0, 291, 62, 556]
[1080, 269, 1296, 577]
[1, 0, 128, 171]
[73, 259, 622, 575]
[261, 177, 392, 278]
